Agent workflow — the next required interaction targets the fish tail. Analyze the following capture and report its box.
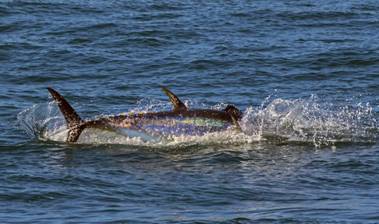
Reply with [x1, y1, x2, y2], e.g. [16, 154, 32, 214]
[47, 87, 84, 142]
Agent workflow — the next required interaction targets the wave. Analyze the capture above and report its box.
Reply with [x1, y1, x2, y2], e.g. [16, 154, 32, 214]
[17, 96, 378, 147]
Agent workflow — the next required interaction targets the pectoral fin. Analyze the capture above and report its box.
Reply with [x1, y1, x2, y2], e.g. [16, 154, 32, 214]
[161, 86, 188, 112]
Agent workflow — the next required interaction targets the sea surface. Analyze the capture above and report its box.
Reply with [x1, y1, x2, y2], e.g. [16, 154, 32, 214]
[1, 0, 379, 223]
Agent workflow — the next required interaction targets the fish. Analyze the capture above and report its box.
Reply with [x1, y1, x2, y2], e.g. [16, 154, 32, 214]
[47, 87, 242, 143]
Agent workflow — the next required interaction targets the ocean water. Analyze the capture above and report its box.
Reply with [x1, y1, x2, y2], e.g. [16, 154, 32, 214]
[1, 0, 379, 223]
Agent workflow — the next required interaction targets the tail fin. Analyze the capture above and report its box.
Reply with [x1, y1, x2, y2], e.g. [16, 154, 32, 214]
[47, 87, 83, 142]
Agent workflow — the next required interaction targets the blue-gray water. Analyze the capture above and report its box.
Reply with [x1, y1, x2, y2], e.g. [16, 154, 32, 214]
[1, 0, 379, 223]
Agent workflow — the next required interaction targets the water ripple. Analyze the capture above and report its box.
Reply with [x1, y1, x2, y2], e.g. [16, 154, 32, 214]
[1, 0, 379, 222]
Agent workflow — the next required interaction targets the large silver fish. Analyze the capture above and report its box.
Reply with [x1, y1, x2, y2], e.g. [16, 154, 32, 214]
[47, 87, 242, 143]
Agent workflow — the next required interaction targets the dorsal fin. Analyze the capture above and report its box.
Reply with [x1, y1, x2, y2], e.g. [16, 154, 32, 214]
[160, 86, 188, 112]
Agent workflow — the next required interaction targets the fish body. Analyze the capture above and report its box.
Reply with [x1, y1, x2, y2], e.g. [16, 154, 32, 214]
[47, 87, 242, 143]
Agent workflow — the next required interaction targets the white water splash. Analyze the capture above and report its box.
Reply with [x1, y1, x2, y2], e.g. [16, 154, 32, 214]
[17, 96, 378, 147]
[17, 102, 65, 141]
[240, 96, 378, 146]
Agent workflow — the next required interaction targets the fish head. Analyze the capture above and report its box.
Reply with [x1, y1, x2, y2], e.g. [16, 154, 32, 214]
[224, 105, 243, 121]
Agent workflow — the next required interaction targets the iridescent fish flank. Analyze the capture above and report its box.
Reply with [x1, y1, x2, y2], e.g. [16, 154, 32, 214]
[47, 87, 242, 143]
